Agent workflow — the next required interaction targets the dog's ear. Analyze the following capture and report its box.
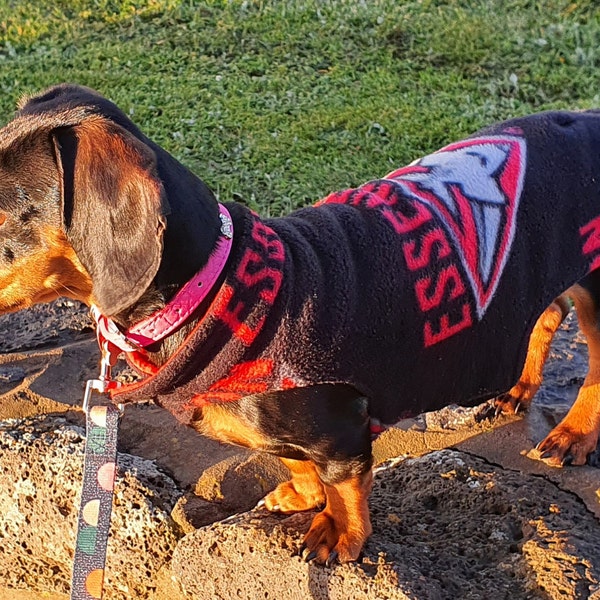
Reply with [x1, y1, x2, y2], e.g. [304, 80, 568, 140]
[51, 117, 167, 316]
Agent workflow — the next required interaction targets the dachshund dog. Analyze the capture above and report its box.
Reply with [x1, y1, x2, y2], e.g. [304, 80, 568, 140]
[1, 84, 600, 565]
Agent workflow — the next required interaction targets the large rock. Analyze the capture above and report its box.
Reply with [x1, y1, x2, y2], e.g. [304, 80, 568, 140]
[1, 302, 600, 600]
[171, 450, 600, 600]
[0, 415, 183, 599]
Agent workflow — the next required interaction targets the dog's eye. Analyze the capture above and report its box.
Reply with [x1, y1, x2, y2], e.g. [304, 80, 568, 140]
[0, 213, 6, 226]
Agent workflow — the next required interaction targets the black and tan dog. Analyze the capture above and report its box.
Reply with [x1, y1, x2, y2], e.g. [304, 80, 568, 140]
[1, 84, 599, 565]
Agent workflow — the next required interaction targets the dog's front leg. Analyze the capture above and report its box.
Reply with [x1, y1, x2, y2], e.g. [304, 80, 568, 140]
[237, 383, 374, 563]
[264, 457, 373, 563]
[299, 463, 373, 565]
[263, 458, 326, 512]
[537, 280, 600, 465]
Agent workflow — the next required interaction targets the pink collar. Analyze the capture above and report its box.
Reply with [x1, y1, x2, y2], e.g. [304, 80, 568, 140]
[92, 203, 234, 358]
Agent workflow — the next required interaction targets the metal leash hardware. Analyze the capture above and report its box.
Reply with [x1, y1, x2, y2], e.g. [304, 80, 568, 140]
[71, 342, 123, 600]
[82, 340, 123, 413]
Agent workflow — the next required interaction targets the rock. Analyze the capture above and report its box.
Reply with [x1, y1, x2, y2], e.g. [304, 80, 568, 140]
[171, 453, 289, 533]
[0, 415, 183, 599]
[171, 494, 236, 533]
[422, 400, 496, 431]
[171, 450, 600, 600]
[116, 403, 244, 490]
[194, 453, 289, 509]
[0, 299, 91, 353]
[0, 297, 599, 600]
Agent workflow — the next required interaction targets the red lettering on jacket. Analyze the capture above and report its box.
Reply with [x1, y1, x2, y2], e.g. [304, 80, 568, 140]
[215, 218, 285, 346]
[424, 304, 473, 347]
[394, 200, 473, 347]
[580, 215, 600, 271]
[382, 199, 432, 235]
[235, 221, 285, 303]
[213, 284, 267, 346]
[415, 264, 466, 312]
[403, 227, 452, 271]
[236, 248, 283, 304]
[190, 359, 275, 405]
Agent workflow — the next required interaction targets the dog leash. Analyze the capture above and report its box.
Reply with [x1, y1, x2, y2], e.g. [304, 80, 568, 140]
[70, 343, 122, 600]
[69, 204, 234, 598]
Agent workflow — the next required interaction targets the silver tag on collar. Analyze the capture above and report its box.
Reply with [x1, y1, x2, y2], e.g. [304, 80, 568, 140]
[219, 212, 234, 239]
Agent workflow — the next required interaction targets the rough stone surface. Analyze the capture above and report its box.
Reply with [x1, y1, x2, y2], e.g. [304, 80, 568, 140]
[0, 300, 91, 353]
[172, 450, 600, 600]
[0, 415, 182, 599]
[0, 303, 599, 600]
[172, 453, 288, 533]
[194, 454, 289, 507]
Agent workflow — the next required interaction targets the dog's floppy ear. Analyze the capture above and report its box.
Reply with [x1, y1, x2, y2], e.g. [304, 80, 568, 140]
[51, 117, 167, 316]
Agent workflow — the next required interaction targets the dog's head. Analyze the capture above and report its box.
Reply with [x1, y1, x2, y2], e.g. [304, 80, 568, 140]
[0, 84, 167, 316]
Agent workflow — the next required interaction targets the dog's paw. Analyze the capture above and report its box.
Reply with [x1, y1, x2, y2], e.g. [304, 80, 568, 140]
[494, 393, 521, 416]
[536, 424, 599, 467]
[494, 381, 538, 415]
[300, 511, 365, 565]
[262, 480, 326, 513]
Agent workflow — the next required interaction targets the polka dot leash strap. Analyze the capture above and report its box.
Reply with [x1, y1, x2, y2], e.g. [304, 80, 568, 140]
[70, 404, 120, 599]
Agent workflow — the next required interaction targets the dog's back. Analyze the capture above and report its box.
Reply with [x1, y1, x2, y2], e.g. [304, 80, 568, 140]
[113, 110, 600, 424]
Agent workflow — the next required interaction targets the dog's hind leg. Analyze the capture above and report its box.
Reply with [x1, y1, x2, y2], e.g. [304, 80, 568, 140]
[537, 272, 600, 465]
[495, 295, 570, 414]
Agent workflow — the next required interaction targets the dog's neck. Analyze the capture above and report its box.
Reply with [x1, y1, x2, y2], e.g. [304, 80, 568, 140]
[126, 204, 233, 344]
[94, 206, 233, 369]
[108, 148, 230, 366]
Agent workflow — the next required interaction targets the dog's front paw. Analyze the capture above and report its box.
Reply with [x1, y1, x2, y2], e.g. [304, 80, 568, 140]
[536, 424, 599, 466]
[300, 511, 367, 565]
[263, 480, 326, 513]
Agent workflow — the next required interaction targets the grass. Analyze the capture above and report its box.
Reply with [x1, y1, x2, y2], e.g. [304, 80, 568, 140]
[0, 0, 598, 215]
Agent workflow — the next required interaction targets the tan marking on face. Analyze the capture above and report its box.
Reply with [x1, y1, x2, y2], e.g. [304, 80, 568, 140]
[0, 226, 93, 313]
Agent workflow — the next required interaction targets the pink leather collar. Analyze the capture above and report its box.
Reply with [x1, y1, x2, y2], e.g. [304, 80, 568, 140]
[92, 203, 233, 356]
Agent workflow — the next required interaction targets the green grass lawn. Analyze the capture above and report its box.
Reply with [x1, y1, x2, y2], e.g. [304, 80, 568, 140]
[0, 0, 598, 214]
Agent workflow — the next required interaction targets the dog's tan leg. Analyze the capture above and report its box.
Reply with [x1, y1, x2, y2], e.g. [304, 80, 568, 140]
[495, 295, 570, 413]
[263, 459, 373, 563]
[301, 469, 373, 564]
[537, 284, 600, 466]
[263, 458, 326, 512]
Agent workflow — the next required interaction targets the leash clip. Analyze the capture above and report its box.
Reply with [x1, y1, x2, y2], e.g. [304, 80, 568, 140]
[82, 341, 123, 414]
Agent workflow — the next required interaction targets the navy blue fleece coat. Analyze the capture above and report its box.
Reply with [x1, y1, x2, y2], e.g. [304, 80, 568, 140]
[113, 110, 600, 425]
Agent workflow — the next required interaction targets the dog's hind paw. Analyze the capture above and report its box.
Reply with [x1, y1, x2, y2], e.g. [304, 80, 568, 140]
[494, 393, 521, 416]
[536, 423, 599, 467]
[494, 381, 538, 415]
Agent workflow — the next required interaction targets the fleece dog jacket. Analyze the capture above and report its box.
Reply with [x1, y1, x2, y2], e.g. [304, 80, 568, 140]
[113, 110, 600, 425]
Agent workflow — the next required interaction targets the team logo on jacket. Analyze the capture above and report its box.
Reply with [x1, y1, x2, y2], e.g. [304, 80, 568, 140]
[386, 135, 526, 318]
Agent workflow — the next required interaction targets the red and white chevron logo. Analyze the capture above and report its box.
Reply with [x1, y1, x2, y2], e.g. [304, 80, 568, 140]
[386, 134, 527, 318]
